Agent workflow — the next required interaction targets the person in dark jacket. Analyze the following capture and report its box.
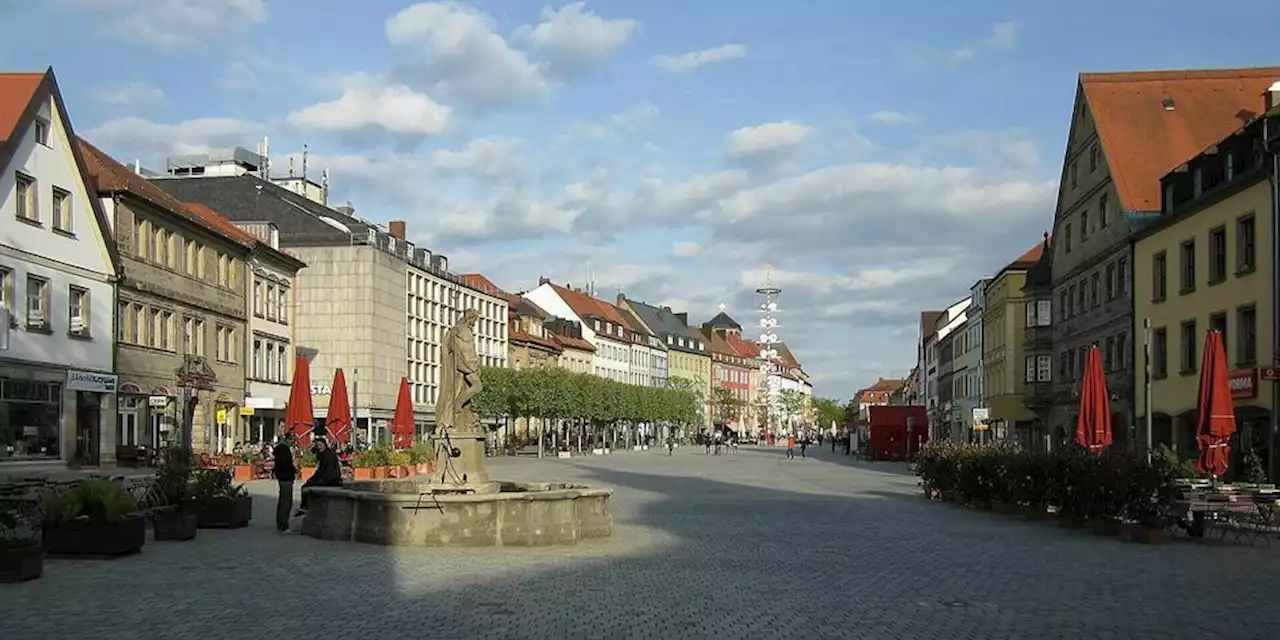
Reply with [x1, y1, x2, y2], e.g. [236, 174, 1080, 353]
[272, 435, 298, 533]
[298, 437, 342, 513]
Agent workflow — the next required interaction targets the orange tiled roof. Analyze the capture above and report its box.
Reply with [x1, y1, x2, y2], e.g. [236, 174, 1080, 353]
[510, 328, 561, 351]
[551, 333, 596, 352]
[0, 72, 44, 143]
[550, 283, 631, 331]
[725, 332, 759, 358]
[459, 273, 507, 299]
[183, 203, 259, 246]
[1080, 66, 1280, 212]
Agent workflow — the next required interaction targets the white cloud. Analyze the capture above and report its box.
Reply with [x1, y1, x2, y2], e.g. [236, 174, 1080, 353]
[724, 121, 815, 163]
[386, 1, 548, 108]
[948, 20, 1018, 64]
[84, 116, 262, 157]
[671, 241, 701, 259]
[867, 110, 914, 125]
[61, 0, 267, 53]
[286, 74, 453, 139]
[522, 2, 638, 79]
[557, 102, 659, 145]
[431, 137, 527, 182]
[653, 44, 747, 73]
[90, 81, 166, 107]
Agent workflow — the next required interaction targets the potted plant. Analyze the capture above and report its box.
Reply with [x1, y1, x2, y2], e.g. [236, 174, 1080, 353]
[365, 445, 391, 479]
[42, 477, 145, 557]
[298, 450, 318, 482]
[410, 441, 435, 475]
[1124, 453, 1178, 544]
[152, 446, 198, 541]
[388, 449, 413, 477]
[350, 452, 375, 481]
[232, 452, 260, 483]
[1089, 451, 1129, 536]
[0, 491, 43, 582]
[1050, 445, 1091, 528]
[190, 468, 252, 528]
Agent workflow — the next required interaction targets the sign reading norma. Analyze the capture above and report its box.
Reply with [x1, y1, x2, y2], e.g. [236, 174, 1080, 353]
[1229, 369, 1258, 399]
[66, 370, 118, 393]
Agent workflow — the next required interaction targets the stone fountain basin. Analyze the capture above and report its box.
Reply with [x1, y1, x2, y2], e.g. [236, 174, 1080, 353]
[300, 480, 612, 547]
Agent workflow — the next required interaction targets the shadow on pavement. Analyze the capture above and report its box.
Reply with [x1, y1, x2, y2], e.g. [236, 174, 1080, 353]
[4, 448, 1280, 640]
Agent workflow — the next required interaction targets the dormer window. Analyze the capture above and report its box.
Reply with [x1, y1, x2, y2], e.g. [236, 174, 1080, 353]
[1225, 152, 1235, 180]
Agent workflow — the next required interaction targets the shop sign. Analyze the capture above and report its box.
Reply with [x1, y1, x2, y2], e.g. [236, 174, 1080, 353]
[66, 370, 118, 393]
[1261, 365, 1280, 382]
[148, 395, 169, 408]
[216, 409, 228, 425]
[239, 406, 255, 416]
[972, 407, 990, 424]
[1229, 369, 1258, 399]
[311, 384, 332, 396]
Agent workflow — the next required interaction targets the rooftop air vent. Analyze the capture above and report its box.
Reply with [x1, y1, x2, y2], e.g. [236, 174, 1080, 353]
[1161, 93, 1175, 111]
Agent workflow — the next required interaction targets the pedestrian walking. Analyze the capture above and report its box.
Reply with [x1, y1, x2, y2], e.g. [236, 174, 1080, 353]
[667, 434, 675, 455]
[786, 434, 796, 459]
[799, 435, 808, 458]
[272, 434, 297, 533]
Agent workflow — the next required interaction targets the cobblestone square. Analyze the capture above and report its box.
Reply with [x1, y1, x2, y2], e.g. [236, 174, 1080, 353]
[3, 446, 1279, 639]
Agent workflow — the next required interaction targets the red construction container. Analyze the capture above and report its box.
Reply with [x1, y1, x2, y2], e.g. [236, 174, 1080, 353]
[868, 405, 928, 461]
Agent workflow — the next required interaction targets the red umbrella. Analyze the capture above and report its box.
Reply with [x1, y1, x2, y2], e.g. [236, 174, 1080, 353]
[1075, 345, 1113, 453]
[324, 369, 352, 447]
[1195, 331, 1236, 478]
[282, 355, 314, 447]
[390, 377, 415, 449]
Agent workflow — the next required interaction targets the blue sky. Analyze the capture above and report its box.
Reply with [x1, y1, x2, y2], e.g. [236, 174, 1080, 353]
[3, 0, 1277, 399]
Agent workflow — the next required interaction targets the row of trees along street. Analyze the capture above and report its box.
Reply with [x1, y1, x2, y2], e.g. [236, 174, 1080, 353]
[472, 366, 703, 455]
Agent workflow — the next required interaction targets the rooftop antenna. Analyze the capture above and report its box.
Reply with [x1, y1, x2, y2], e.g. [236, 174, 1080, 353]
[321, 167, 330, 206]
[256, 136, 270, 180]
[301, 143, 309, 180]
[288, 156, 295, 178]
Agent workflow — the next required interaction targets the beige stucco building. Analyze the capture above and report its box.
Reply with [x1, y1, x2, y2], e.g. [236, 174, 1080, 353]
[1133, 109, 1275, 470]
[81, 141, 250, 453]
[982, 243, 1045, 435]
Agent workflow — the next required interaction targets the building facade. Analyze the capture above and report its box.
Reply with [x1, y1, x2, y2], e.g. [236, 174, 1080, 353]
[1133, 108, 1275, 472]
[545, 317, 595, 374]
[234, 218, 306, 441]
[959, 280, 988, 438]
[934, 297, 972, 440]
[1021, 235, 1055, 450]
[82, 141, 254, 454]
[525, 280, 631, 383]
[153, 168, 507, 439]
[1048, 67, 1280, 447]
[618, 298, 712, 424]
[982, 243, 1044, 439]
[0, 71, 119, 466]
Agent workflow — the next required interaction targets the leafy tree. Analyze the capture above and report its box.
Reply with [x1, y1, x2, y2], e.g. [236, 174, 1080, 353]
[812, 397, 844, 428]
[710, 386, 741, 425]
[777, 389, 807, 427]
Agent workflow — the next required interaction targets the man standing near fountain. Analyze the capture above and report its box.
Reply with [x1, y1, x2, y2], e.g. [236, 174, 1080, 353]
[436, 308, 487, 484]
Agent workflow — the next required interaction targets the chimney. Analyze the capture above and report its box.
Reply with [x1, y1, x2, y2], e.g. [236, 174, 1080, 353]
[676, 312, 688, 325]
[335, 201, 355, 216]
[539, 277, 551, 286]
[388, 220, 406, 240]
[1265, 80, 1280, 111]
[616, 293, 626, 306]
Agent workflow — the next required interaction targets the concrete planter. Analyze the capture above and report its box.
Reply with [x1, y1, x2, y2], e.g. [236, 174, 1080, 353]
[152, 508, 198, 541]
[195, 496, 253, 529]
[592, 448, 605, 456]
[44, 515, 146, 557]
[353, 468, 374, 481]
[0, 542, 43, 582]
[557, 451, 572, 459]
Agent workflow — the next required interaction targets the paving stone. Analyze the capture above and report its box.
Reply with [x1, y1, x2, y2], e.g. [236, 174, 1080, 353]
[1, 446, 1278, 638]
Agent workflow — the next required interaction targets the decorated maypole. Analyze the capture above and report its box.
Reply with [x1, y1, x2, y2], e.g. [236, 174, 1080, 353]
[756, 265, 783, 444]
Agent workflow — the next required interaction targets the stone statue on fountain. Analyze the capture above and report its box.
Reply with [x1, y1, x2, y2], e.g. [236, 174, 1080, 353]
[435, 308, 488, 484]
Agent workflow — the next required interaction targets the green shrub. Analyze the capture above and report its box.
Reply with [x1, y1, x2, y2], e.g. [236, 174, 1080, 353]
[42, 477, 138, 526]
[189, 468, 248, 501]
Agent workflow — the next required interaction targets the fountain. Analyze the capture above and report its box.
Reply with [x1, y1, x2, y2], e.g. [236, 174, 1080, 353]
[301, 309, 612, 547]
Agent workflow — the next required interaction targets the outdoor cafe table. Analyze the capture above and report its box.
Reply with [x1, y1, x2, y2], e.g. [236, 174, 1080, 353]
[1174, 494, 1279, 540]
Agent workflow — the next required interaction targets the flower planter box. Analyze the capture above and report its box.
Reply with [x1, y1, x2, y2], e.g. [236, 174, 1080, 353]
[373, 466, 389, 479]
[233, 465, 254, 483]
[152, 508, 198, 541]
[0, 542, 44, 582]
[300, 467, 317, 482]
[557, 451, 572, 459]
[194, 496, 253, 529]
[592, 448, 605, 456]
[353, 468, 374, 481]
[1127, 525, 1165, 545]
[44, 515, 146, 557]
[414, 463, 433, 475]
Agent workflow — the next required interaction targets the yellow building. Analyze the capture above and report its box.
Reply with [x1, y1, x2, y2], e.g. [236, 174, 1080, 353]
[618, 297, 713, 426]
[982, 242, 1047, 433]
[1132, 111, 1274, 467]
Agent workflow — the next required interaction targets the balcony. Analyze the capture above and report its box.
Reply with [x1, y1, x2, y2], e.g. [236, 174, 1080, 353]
[1024, 382, 1053, 408]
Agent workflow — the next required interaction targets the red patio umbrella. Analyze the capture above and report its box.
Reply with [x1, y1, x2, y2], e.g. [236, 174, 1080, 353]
[282, 355, 314, 447]
[324, 369, 352, 447]
[1195, 331, 1236, 478]
[389, 377, 414, 449]
[1075, 345, 1113, 453]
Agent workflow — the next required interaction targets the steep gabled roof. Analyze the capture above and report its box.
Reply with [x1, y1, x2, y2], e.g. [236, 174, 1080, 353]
[2, 70, 120, 272]
[459, 273, 506, 299]
[993, 240, 1047, 279]
[623, 297, 705, 355]
[705, 311, 741, 329]
[549, 283, 631, 332]
[695, 326, 740, 361]
[1079, 66, 1280, 212]
[185, 202, 307, 271]
[920, 311, 944, 341]
[551, 333, 596, 352]
[725, 332, 759, 359]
